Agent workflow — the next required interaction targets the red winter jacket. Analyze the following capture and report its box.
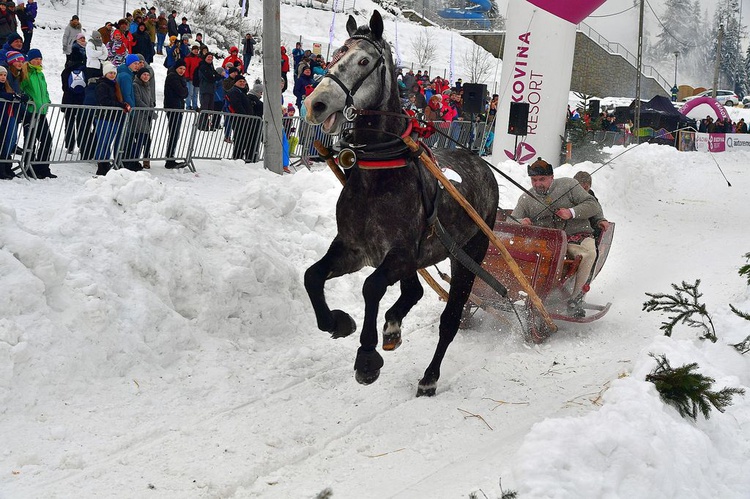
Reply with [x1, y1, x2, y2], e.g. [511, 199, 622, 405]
[281, 47, 290, 73]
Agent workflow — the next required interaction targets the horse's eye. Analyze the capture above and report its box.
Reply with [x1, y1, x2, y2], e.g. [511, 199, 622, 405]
[358, 58, 369, 66]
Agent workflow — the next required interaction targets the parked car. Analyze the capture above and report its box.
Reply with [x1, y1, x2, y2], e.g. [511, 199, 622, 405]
[683, 89, 739, 106]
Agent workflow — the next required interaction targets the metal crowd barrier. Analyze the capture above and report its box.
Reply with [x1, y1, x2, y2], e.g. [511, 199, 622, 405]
[4, 103, 498, 179]
[0, 97, 38, 179]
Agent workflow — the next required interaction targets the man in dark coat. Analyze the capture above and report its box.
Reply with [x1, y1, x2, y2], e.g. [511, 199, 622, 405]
[196, 52, 223, 129]
[166, 10, 178, 38]
[132, 22, 154, 63]
[242, 33, 255, 73]
[227, 76, 262, 162]
[163, 59, 188, 168]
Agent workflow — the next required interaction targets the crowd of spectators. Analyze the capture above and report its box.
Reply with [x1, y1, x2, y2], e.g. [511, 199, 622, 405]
[0, 18, 502, 180]
[0, 5, 270, 178]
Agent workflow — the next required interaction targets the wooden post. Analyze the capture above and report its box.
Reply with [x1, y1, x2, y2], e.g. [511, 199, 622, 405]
[402, 135, 557, 333]
[313, 140, 450, 302]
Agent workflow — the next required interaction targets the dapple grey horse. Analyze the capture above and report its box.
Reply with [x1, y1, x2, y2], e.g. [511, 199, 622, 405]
[303, 10, 499, 396]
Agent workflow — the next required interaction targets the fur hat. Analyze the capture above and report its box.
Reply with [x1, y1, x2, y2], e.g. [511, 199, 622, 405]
[527, 158, 553, 176]
[26, 48, 42, 61]
[125, 54, 140, 67]
[102, 61, 117, 76]
[5, 50, 24, 63]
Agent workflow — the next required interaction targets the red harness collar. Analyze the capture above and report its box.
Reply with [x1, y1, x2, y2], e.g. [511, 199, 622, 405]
[338, 120, 416, 170]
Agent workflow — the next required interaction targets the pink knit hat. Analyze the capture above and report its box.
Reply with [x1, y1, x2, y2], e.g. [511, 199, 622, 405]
[5, 50, 24, 63]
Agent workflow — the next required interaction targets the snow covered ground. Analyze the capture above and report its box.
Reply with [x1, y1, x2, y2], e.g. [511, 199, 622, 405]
[1, 1, 750, 498]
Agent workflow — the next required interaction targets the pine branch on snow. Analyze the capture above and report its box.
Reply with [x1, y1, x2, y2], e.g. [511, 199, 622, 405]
[645, 354, 745, 421]
[738, 252, 750, 285]
[643, 280, 717, 342]
[314, 487, 333, 499]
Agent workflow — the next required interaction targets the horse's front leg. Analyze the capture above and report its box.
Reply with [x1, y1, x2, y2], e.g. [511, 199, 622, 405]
[304, 238, 360, 338]
[354, 249, 416, 385]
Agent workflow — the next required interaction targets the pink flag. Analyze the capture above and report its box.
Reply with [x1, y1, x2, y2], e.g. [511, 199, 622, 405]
[526, 0, 606, 24]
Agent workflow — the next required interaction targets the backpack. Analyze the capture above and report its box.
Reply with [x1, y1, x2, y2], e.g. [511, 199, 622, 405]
[68, 69, 87, 95]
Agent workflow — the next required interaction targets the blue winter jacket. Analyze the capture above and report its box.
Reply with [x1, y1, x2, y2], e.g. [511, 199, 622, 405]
[116, 64, 136, 107]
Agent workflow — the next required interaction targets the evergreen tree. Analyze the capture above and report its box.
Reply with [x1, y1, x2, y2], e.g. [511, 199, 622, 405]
[652, 0, 697, 55]
[710, 0, 747, 95]
[650, 0, 712, 86]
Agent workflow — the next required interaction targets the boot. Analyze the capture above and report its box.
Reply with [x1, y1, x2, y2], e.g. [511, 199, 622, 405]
[567, 293, 586, 318]
[0, 161, 14, 179]
[96, 162, 112, 176]
[143, 160, 151, 169]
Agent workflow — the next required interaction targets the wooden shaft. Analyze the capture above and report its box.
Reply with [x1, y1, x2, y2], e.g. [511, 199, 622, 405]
[402, 136, 557, 332]
[313, 140, 450, 302]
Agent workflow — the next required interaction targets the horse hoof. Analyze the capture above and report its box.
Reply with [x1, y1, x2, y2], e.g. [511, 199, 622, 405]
[416, 384, 436, 397]
[353, 348, 384, 385]
[355, 368, 381, 385]
[329, 310, 356, 339]
[382, 332, 402, 351]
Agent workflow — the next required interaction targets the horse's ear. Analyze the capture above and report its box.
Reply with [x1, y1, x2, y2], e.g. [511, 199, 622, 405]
[369, 10, 384, 40]
[346, 15, 358, 37]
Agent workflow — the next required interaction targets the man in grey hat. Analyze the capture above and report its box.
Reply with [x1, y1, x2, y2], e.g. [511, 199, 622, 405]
[512, 158, 604, 317]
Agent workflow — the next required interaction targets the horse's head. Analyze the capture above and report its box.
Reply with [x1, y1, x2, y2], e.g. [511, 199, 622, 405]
[304, 11, 396, 134]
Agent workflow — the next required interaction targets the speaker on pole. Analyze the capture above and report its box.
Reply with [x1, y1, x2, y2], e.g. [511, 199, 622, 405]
[588, 99, 600, 117]
[462, 83, 487, 114]
[508, 102, 529, 136]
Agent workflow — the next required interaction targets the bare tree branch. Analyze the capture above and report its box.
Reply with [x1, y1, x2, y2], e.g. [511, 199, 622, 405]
[462, 44, 494, 83]
[411, 27, 437, 68]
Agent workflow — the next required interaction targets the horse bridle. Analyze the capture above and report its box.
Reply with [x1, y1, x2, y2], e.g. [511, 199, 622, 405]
[323, 34, 387, 122]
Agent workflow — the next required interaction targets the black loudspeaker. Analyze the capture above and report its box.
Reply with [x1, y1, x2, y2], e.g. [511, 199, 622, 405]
[462, 83, 487, 114]
[588, 99, 600, 117]
[614, 106, 630, 124]
[508, 101, 529, 136]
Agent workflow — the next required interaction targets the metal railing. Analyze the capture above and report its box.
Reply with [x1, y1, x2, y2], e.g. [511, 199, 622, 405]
[2, 101, 495, 179]
[577, 21, 671, 92]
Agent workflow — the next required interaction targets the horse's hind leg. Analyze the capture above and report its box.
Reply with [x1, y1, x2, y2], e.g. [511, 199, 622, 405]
[382, 274, 424, 351]
[304, 239, 360, 338]
[417, 231, 490, 397]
